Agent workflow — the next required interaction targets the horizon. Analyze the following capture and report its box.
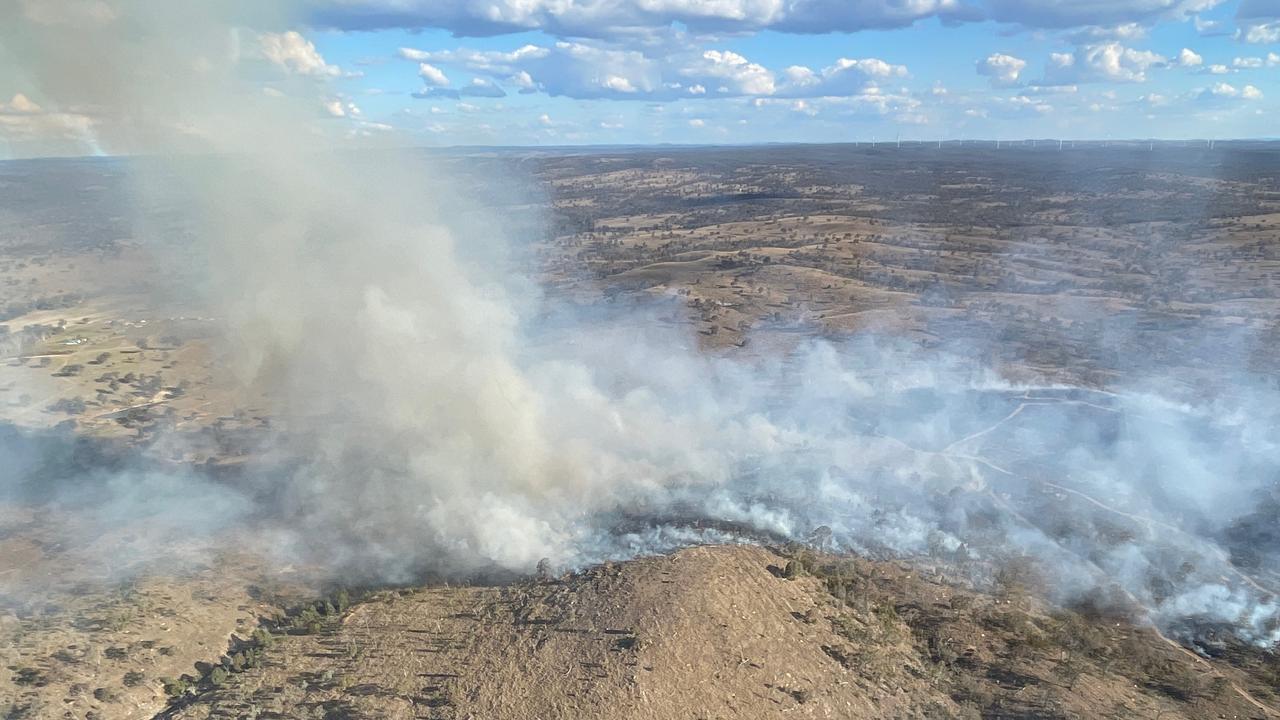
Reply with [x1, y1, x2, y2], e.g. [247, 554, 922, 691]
[5, 136, 1280, 163]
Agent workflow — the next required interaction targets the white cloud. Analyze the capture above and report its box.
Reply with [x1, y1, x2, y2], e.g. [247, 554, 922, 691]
[463, 77, 505, 96]
[0, 91, 98, 156]
[322, 98, 347, 117]
[791, 99, 818, 115]
[418, 62, 450, 87]
[977, 53, 1027, 86]
[1177, 48, 1202, 67]
[511, 70, 536, 90]
[311, 0, 1242, 38]
[688, 50, 775, 96]
[404, 41, 657, 99]
[982, 0, 1228, 29]
[1193, 15, 1227, 35]
[2, 93, 42, 114]
[1237, 21, 1280, 43]
[1070, 22, 1149, 41]
[260, 31, 341, 77]
[399, 44, 549, 72]
[1207, 63, 1229, 74]
[603, 75, 638, 93]
[1201, 82, 1263, 101]
[414, 76, 508, 99]
[1043, 43, 1167, 84]
[771, 56, 907, 97]
[313, 0, 968, 36]
[688, 118, 705, 128]
[401, 40, 904, 101]
[752, 86, 922, 119]
[829, 57, 906, 79]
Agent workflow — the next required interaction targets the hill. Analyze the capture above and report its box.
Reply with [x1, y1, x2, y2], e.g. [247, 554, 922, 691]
[160, 545, 1279, 720]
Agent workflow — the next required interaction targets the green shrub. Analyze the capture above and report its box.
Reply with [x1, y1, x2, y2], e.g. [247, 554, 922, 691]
[161, 676, 191, 698]
[207, 667, 229, 687]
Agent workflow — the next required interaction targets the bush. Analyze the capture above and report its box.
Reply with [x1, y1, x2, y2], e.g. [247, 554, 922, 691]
[251, 628, 275, 648]
[11, 667, 46, 686]
[92, 687, 118, 702]
[161, 676, 191, 698]
[207, 667, 229, 687]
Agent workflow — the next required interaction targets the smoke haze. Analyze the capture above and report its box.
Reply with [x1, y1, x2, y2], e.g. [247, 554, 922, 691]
[2, 0, 1279, 651]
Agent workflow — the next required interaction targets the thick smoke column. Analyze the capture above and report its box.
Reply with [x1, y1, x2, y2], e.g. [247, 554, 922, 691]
[3, 0, 1279, 650]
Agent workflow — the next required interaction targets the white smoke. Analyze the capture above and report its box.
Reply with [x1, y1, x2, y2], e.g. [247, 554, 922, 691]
[1, 0, 1278, 649]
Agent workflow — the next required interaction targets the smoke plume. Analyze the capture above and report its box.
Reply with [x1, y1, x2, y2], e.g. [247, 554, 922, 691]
[2, 0, 1278, 650]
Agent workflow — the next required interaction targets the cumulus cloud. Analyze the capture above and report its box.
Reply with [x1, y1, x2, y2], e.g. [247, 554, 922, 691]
[1069, 22, 1150, 41]
[414, 77, 508, 99]
[688, 50, 775, 96]
[1236, 0, 1280, 43]
[983, 0, 1229, 29]
[400, 40, 905, 101]
[1236, 20, 1280, 42]
[998, 93, 1054, 115]
[260, 30, 341, 77]
[1, 92, 42, 114]
[0, 92, 97, 155]
[1043, 42, 1167, 84]
[308, 0, 1244, 38]
[977, 52, 1028, 86]
[417, 62, 449, 87]
[775, 57, 909, 97]
[322, 98, 362, 117]
[399, 44, 549, 72]
[403, 42, 658, 99]
[753, 85, 922, 120]
[1177, 48, 1202, 67]
[1201, 82, 1264, 101]
[311, 0, 968, 37]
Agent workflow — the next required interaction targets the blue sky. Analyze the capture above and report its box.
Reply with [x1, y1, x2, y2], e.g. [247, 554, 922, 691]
[1, 0, 1278, 154]
[298, 0, 1277, 145]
